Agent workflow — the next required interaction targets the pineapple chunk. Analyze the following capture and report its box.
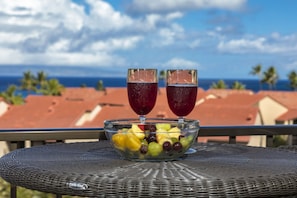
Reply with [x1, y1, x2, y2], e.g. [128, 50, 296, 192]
[156, 123, 171, 131]
[131, 124, 145, 139]
[168, 127, 181, 139]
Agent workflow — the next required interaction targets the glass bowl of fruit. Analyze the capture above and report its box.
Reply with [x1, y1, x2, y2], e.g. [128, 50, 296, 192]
[104, 118, 200, 161]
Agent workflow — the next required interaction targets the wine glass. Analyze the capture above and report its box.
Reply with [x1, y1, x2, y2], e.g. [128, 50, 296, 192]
[166, 69, 198, 123]
[127, 68, 158, 123]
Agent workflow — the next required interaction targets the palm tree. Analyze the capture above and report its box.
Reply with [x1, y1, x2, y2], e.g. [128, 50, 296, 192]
[0, 85, 24, 105]
[36, 71, 48, 88]
[210, 80, 228, 89]
[288, 71, 297, 91]
[38, 79, 64, 96]
[96, 80, 106, 92]
[250, 64, 263, 90]
[20, 71, 37, 91]
[262, 66, 278, 90]
[231, 81, 246, 90]
[159, 70, 166, 87]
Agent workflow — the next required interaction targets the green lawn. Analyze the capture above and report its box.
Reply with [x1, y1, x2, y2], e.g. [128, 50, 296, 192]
[0, 178, 81, 198]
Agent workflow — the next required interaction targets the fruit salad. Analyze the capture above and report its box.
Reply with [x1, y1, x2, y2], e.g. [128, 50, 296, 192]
[110, 123, 196, 161]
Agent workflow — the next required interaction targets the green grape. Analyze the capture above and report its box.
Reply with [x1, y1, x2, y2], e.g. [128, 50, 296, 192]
[148, 142, 163, 157]
[180, 137, 190, 149]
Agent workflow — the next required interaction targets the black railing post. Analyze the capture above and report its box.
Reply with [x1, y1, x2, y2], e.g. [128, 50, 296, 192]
[266, 135, 273, 147]
[229, 136, 236, 144]
[291, 135, 297, 145]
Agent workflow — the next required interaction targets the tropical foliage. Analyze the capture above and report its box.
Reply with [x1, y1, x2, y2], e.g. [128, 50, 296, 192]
[0, 85, 24, 105]
[159, 70, 166, 86]
[159, 70, 166, 80]
[37, 79, 65, 96]
[96, 80, 106, 91]
[210, 80, 228, 89]
[0, 71, 65, 105]
[20, 71, 37, 91]
[21, 71, 64, 95]
[250, 64, 262, 90]
[231, 81, 246, 90]
[261, 66, 278, 90]
[288, 71, 297, 91]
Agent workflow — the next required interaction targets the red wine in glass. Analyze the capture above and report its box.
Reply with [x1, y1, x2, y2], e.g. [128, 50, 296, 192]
[127, 69, 158, 123]
[166, 84, 197, 117]
[127, 82, 158, 115]
[166, 69, 198, 123]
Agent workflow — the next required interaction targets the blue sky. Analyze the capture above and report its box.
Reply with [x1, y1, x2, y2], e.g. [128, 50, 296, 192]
[0, 0, 296, 79]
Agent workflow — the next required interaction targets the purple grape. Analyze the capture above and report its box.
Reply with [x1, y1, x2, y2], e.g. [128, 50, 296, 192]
[162, 141, 172, 151]
[148, 125, 157, 132]
[147, 133, 157, 143]
[140, 144, 148, 154]
[173, 142, 183, 152]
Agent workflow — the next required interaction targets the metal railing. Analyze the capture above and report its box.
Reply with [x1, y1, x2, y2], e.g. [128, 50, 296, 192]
[1, 124, 297, 198]
[1, 124, 297, 146]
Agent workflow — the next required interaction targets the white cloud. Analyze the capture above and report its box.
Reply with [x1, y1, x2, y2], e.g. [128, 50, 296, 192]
[163, 58, 199, 68]
[40, 52, 126, 66]
[189, 39, 201, 48]
[85, 36, 143, 52]
[0, 0, 191, 69]
[128, 0, 246, 13]
[154, 24, 184, 46]
[0, 48, 25, 64]
[217, 37, 266, 53]
[0, 46, 126, 67]
[86, 0, 134, 32]
[0, 0, 85, 31]
[217, 33, 297, 54]
[0, 0, 149, 67]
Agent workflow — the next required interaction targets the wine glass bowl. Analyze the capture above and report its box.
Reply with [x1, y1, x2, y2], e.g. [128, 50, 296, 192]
[127, 69, 158, 123]
[166, 69, 198, 122]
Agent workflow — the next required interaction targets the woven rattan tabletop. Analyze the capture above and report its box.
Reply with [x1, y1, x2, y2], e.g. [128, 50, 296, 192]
[1, 141, 297, 197]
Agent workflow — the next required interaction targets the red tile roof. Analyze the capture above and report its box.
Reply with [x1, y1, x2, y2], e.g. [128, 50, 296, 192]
[258, 91, 297, 109]
[0, 88, 103, 128]
[206, 89, 254, 98]
[276, 109, 297, 121]
[96, 87, 129, 105]
[191, 102, 259, 126]
[258, 91, 297, 121]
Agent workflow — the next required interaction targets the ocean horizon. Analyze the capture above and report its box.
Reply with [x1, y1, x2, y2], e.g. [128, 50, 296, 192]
[0, 76, 293, 95]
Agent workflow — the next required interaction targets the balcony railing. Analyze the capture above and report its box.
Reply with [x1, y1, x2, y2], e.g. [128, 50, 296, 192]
[1, 124, 297, 146]
[1, 124, 297, 198]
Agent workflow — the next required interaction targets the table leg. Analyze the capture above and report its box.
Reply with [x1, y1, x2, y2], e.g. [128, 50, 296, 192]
[10, 185, 16, 198]
[8, 141, 25, 198]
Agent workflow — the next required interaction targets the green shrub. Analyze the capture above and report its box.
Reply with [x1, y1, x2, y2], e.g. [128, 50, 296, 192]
[0, 178, 81, 198]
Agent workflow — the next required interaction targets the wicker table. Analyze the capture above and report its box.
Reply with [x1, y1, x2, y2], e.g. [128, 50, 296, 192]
[1, 141, 297, 197]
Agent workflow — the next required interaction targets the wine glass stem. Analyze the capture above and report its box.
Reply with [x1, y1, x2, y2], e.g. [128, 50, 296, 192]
[178, 116, 184, 124]
[139, 115, 146, 124]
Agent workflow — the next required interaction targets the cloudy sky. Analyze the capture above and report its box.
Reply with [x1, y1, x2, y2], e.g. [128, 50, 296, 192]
[0, 0, 296, 79]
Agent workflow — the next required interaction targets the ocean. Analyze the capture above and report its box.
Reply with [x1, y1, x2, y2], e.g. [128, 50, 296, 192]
[0, 76, 293, 95]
